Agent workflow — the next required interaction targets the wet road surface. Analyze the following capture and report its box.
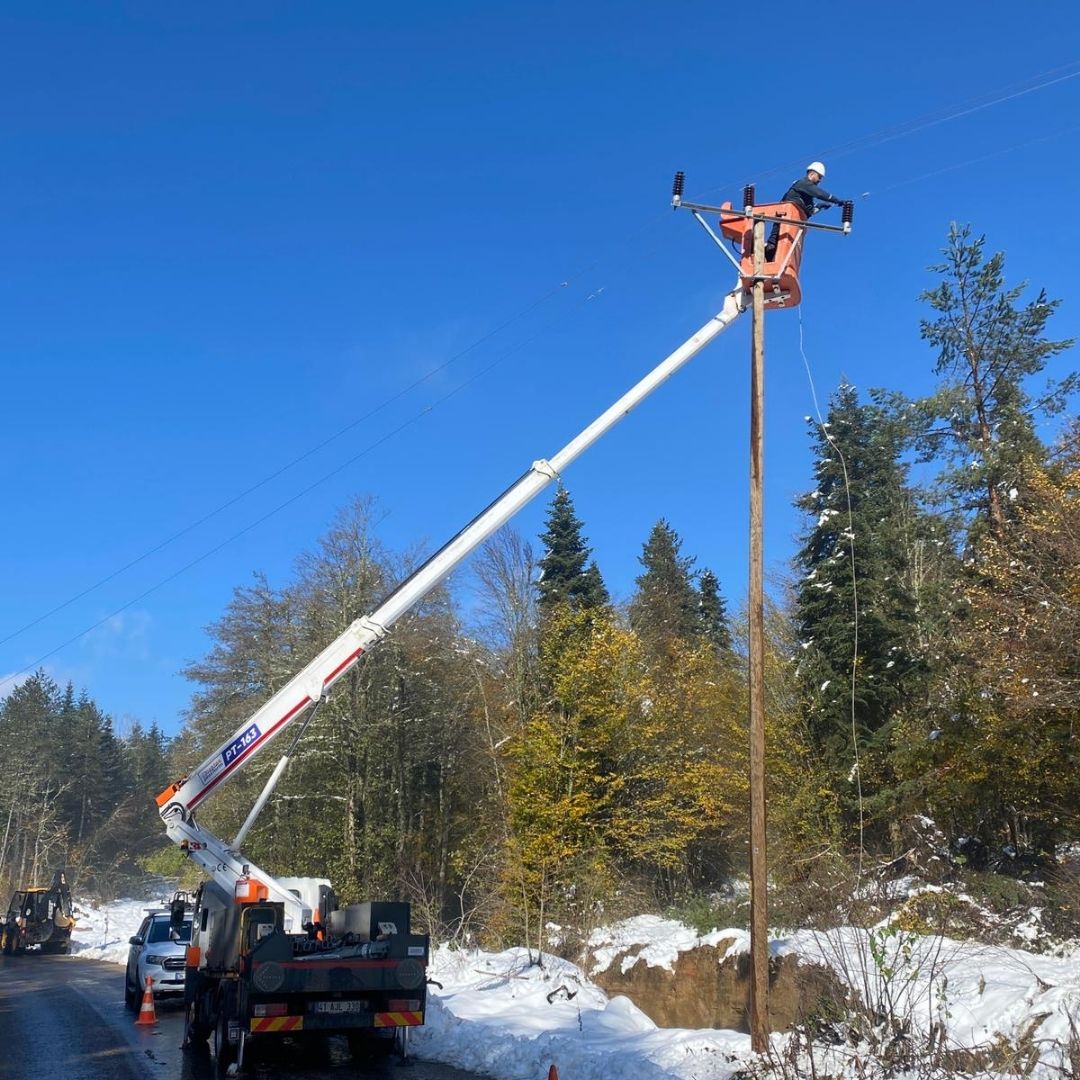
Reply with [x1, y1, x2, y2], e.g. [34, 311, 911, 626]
[0, 953, 486, 1080]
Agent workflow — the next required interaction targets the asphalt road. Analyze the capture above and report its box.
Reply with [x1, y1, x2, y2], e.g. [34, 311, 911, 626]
[0, 953, 487, 1080]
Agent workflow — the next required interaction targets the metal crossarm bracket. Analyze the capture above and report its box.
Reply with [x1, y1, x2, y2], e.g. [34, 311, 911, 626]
[680, 198, 849, 235]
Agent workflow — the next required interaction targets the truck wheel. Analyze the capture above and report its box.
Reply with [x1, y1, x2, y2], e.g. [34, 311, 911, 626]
[214, 1007, 236, 1075]
[184, 997, 211, 1045]
[124, 975, 138, 1011]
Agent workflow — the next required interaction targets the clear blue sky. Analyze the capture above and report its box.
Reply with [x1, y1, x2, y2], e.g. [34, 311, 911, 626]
[3, 1, 1079, 734]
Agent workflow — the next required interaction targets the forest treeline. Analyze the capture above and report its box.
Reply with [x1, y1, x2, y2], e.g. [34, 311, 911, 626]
[2, 225, 1077, 943]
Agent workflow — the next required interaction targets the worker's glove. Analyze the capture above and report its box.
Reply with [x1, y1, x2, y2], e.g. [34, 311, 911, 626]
[815, 202, 831, 214]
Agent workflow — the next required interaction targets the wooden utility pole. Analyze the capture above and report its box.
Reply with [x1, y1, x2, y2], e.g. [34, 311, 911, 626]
[748, 216, 769, 1053]
[667, 172, 853, 1055]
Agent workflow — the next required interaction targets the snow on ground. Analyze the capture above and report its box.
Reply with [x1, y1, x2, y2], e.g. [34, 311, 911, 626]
[71, 899, 1080, 1080]
[70, 895, 172, 965]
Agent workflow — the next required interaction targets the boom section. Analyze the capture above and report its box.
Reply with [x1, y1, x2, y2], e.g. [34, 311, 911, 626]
[158, 289, 746, 822]
[162, 816, 312, 929]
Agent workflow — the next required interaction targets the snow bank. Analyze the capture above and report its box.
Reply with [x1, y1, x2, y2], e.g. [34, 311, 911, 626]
[70, 896, 167, 965]
[781, 926, 1080, 1073]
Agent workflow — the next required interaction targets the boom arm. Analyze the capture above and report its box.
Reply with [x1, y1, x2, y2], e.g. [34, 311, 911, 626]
[157, 289, 747, 916]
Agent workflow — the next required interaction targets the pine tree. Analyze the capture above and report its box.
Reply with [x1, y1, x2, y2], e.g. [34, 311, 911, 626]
[917, 223, 1075, 542]
[629, 519, 699, 651]
[696, 569, 732, 653]
[793, 384, 945, 823]
[536, 487, 608, 613]
[580, 560, 610, 608]
[101, 721, 176, 888]
[0, 672, 69, 884]
[58, 687, 123, 850]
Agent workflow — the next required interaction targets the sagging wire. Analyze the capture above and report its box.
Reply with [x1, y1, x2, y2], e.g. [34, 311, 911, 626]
[0, 279, 623, 696]
[693, 58, 1080, 205]
[11, 60, 1080, 692]
[861, 121, 1080, 199]
[797, 306, 866, 881]
[1, 219, 670, 657]
[0, 285, 568, 649]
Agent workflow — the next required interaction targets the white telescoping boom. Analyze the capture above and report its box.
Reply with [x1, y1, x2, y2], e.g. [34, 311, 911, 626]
[157, 287, 747, 929]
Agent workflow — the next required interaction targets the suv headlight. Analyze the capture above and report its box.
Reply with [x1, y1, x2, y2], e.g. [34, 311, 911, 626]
[145, 954, 171, 966]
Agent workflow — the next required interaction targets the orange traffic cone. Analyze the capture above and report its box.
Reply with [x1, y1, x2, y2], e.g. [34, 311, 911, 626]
[135, 975, 157, 1025]
[548, 1067, 559, 1080]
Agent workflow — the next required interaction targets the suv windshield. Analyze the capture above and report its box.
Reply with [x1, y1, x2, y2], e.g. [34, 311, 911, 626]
[147, 918, 192, 945]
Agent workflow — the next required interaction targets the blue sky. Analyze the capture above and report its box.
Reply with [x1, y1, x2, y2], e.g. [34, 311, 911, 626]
[3, 1, 1079, 734]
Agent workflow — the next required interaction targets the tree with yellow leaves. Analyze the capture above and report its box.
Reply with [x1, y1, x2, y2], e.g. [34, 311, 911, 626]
[502, 603, 749, 943]
[906, 429, 1079, 855]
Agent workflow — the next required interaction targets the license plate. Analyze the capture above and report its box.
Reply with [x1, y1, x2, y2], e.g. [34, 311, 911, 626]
[311, 1000, 367, 1014]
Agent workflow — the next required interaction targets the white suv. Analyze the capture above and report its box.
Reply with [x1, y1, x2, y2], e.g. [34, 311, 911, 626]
[125, 908, 192, 1008]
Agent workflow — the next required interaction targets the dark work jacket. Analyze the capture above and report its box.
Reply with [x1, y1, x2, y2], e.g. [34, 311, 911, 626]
[781, 177, 845, 217]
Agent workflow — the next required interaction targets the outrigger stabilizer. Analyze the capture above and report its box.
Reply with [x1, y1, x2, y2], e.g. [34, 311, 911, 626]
[670, 171, 854, 307]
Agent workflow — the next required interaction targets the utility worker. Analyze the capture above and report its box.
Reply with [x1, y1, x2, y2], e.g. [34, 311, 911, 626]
[764, 161, 847, 261]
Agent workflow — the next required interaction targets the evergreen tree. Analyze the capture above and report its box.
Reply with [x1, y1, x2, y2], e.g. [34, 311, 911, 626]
[793, 384, 945, 823]
[99, 720, 176, 889]
[580, 560, 610, 608]
[0, 672, 65, 884]
[917, 223, 1075, 542]
[536, 487, 608, 613]
[696, 569, 731, 653]
[0, 672, 133, 885]
[629, 519, 699, 651]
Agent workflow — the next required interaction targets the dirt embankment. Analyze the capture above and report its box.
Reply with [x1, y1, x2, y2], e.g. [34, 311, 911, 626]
[588, 939, 846, 1033]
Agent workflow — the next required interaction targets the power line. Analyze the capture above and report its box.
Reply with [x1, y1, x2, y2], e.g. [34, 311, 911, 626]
[0, 283, 570, 648]
[864, 121, 1080, 197]
[0, 281, 623, 694]
[797, 307, 866, 876]
[0, 219, 673, 652]
[692, 58, 1080, 202]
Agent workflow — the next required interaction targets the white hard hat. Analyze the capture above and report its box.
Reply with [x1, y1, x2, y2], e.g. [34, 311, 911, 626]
[807, 161, 826, 177]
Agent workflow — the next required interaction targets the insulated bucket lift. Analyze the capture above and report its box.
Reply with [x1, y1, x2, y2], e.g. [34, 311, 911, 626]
[670, 173, 854, 307]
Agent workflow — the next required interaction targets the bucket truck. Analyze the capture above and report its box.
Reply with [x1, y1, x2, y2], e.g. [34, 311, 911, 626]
[156, 171, 845, 1072]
